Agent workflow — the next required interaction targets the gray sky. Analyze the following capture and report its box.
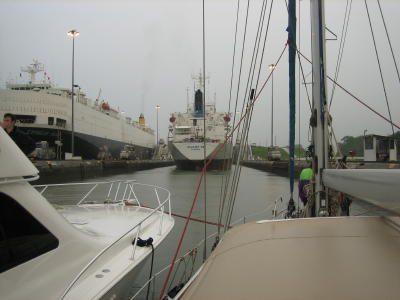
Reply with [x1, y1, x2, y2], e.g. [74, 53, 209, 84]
[1, 0, 399, 147]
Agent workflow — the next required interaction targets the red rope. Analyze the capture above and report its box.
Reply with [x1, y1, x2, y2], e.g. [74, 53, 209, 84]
[325, 75, 400, 130]
[158, 43, 288, 300]
[125, 202, 228, 228]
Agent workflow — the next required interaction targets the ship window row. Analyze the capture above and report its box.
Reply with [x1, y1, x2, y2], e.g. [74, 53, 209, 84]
[10, 87, 49, 91]
[48, 117, 66, 127]
[4, 97, 65, 106]
[175, 128, 192, 135]
[15, 115, 36, 124]
[0, 106, 66, 116]
[0, 192, 59, 273]
[56, 118, 66, 128]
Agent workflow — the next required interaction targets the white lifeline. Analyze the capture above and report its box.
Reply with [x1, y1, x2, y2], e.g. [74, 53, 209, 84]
[0, 129, 174, 300]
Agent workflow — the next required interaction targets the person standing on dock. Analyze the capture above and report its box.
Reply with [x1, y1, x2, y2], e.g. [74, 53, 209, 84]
[1, 113, 36, 155]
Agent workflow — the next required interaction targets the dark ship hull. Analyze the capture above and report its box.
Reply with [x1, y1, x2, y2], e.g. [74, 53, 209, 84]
[22, 126, 154, 160]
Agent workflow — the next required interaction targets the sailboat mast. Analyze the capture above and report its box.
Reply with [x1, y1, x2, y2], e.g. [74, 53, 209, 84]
[287, 0, 296, 211]
[310, 0, 329, 216]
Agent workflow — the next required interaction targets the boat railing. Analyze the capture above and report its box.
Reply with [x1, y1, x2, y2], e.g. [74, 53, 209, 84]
[35, 179, 164, 206]
[33, 180, 172, 300]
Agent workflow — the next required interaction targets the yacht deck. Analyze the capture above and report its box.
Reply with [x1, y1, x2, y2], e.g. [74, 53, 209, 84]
[180, 216, 400, 300]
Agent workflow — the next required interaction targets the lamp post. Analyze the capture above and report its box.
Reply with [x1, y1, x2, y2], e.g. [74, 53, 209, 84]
[68, 29, 79, 157]
[269, 64, 276, 147]
[156, 105, 160, 148]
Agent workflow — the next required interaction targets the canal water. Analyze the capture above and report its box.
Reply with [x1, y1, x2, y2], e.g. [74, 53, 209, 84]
[36, 165, 391, 299]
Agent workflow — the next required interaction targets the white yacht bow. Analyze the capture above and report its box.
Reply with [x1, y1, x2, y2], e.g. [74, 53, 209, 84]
[0, 129, 174, 300]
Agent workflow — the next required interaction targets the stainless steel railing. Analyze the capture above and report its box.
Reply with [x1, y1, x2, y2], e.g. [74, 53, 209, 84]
[33, 180, 172, 300]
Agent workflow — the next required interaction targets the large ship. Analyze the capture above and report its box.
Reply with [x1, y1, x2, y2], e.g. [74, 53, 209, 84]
[0, 60, 155, 159]
[168, 83, 232, 170]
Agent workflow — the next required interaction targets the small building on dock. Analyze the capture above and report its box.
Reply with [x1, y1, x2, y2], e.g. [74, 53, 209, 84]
[364, 134, 399, 161]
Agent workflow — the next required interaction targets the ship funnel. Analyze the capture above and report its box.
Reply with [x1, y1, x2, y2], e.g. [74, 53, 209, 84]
[139, 113, 145, 125]
[194, 89, 203, 117]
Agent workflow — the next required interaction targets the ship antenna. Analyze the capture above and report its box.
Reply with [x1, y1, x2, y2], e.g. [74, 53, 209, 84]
[21, 59, 44, 84]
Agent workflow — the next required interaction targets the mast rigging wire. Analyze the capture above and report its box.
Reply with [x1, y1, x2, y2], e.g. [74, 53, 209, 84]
[238, 0, 269, 119]
[228, 0, 241, 114]
[293, 45, 400, 131]
[224, 0, 274, 230]
[217, 0, 241, 239]
[158, 43, 288, 300]
[376, 0, 400, 104]
[297, 52, 312, 111]
[364, 0, 395, 136]
[218, 0, 254, 238]
[220, 0, 252, 226]
[231, 0, 251, 136]
[329, 0, 353, 109]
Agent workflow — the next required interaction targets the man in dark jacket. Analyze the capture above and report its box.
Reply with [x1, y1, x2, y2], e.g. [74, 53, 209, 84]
[2, 113, 36, 155]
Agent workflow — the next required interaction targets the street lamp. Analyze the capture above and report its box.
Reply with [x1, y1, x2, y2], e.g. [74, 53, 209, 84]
[155, 105, 160, 149]
[269, 64, 276, 147]
[68, 29, 79, 157]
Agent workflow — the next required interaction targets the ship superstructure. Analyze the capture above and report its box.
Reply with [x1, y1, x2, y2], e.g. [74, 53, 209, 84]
[168, 86, 232, 170]
[0, 60, 155, 159]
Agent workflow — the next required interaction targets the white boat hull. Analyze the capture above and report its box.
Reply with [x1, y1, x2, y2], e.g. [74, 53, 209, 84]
[0, 89, 155, 159]
[169, 141, 232, 170]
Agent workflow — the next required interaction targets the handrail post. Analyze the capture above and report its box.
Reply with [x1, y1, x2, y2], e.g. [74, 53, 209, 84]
[131, 225, 142, 261]
[129, 184, 141, 207]
[122, 183, 128, 201]
[155, 188, 164, 235]
[114, 181, 122, 202]
[168, 194, 172, 218]
[39, 186, 48, 195]
[154, 188, 162, 207]
[106, 182, 114, 202]
[77, 184, 98, 206]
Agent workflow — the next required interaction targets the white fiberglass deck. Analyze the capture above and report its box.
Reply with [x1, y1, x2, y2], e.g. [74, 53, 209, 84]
[180, 216, 400, 300]
[59, 204, 174, 300]
[60, 205, 161, 239]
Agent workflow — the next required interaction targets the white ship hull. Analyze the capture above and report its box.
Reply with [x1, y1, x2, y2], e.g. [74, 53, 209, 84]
[169, 141, 232, 170]
[0, 89, 155, 159]
[168, 78, 232, 170]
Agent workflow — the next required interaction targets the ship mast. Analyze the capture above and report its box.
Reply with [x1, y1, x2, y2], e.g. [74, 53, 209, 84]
[21, 60, 44, 84]
[191, 71, 209, 92]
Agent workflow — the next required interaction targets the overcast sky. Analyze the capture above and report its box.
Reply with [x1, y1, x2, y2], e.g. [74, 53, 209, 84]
[1, 0, 399, 147]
